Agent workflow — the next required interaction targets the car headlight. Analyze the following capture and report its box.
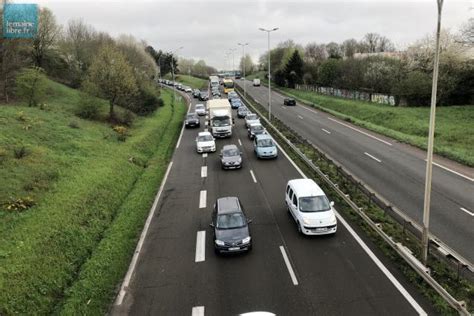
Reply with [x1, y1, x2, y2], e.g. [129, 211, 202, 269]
[302, 218, 311, 225]
[242, 236, 251, 244]
[330, 214, 337, 224]
[215, 240, 225, 246]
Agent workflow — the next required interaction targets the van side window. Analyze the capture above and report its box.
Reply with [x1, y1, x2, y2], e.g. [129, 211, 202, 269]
[286, 185, 290, 194]
[289, 189, 293, 200]
[292, 195, 298, 207]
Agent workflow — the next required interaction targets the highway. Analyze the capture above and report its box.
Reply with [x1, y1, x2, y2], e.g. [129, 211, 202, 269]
[236, 79, 474, 264]
[112, 89, 436, 315]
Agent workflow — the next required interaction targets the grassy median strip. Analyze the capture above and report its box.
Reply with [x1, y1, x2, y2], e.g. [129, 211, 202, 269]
[0, 80, 185, 315]
[274, 86, 474, 167]
[237, 86, 474, 315]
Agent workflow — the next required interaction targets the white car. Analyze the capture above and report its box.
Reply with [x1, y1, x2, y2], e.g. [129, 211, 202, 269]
[245, 113, 260, 128]
[285, 179, 337, 235]
[185, 86, 193, 93]
[196, 131, 216, 153]
[195, 104, 206, 116]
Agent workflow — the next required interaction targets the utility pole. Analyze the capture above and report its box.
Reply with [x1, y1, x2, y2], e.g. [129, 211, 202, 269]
[421, 0, 443, 266]
[238, 42, 249, 96]
[171, 46, 183, 103]
[259, 27, 278, 121]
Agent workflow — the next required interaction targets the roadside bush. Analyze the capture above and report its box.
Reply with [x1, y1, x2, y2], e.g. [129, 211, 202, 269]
[128, 84, 161, 116]
[3, 196, 36, 212]
[68, 121, 80, 129]
[13, 146, 29, 159]
[116, 110, 135, 127]
[112, 125, 129, 142]
[76, 93, 100, 120]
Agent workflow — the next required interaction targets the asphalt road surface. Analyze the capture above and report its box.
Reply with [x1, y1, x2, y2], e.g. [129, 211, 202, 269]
[236, 79, 474, 264]
[111, 89, 437, 315]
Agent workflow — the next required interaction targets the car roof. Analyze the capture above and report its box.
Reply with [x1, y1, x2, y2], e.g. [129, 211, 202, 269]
[287, 179, 325, 197]
[250, 123, 262, 128]
[198, 131, 212, 137]
[222, 144, 238, 150]
[196, 104, 205, 107]
[217, 197, 242, 214]
[255, 134, 272, 141]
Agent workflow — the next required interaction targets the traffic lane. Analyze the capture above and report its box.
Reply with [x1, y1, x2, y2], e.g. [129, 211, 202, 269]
[235, 109, 427, 315]
[121, 98, 207, 315]
[200, 124, 313, 315]
[237, 80, 474, 262]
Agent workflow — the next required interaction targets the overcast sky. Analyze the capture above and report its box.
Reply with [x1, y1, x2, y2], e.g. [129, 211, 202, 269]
[15, 0, 473, 70]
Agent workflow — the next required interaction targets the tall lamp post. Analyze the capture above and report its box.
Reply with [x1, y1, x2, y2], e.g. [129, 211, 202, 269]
[238, 42, 249, 96]
[171, 46, 183, 103]
[229, 48, 237, 77]
[421, 0, 444, 266]
[259, 27, 278, 121]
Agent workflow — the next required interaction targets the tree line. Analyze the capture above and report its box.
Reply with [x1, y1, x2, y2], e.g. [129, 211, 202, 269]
[245, 28, 473, 106]
[0, 5, 181, 120]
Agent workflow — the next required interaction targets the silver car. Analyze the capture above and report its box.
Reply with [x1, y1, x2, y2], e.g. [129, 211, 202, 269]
[220, 144, 242, 169]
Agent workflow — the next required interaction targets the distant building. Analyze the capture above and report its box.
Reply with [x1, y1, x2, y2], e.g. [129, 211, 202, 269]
[348, 51, 405, 60]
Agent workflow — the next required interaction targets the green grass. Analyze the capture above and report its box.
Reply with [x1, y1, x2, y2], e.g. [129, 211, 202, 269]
[0, 79, 186, 314]
[174, 74, 208, 89]
[245, 71, 266, 81]
[277, 87, 474, 166]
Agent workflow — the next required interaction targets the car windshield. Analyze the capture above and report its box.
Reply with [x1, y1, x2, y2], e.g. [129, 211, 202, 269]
[222, 148, 239, 157]
[257, 139, 274, 147]
[187, 114, 197, 119]
[197, 135, 213, 142]
[212, 118, 230, 127]
[247, 114, 257, 120]
[299, 196, 331, 212]
[239, 107, 248, 112]
[216, 213, 246, 229]
[224, 82, 234, 88]
[252, 125, 264, 132]
[196, 105, 204, 110]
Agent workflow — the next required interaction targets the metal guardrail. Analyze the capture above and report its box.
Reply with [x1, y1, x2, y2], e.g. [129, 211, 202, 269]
[237, 88, 471, 315]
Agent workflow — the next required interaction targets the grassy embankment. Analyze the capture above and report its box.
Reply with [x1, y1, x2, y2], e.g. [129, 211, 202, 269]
[0, 79, 186, 314]
[173, 74, 208, 90]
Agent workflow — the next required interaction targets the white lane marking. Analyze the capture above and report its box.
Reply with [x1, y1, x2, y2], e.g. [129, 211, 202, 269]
[279, 145, 426, 314]
[322, 128, 331, 134]
[115, 161, 174, 305]
[297, 115, 304, 120]
[460, 207, 474, 217]
[205, 115, 209, 120]
[176, 124, 185, 149]
[328, 117, 393, 146]
[201, 166, 207, 178]
[202, 153, 208, 158]
[238, 138, 242, 146]
[195, 231, 206, 262]
[364, 152, 382, 163]
[199, 190, 207, 208]
[204, 128, 209, 132]
[279, 246, 299, 286]
[192, 306, 205, 316]
[299, 103, 320, 115]
[205, 121, 208, 127]
[335, 213, 427, 315]
[250, 170, 257, 183]
[425, 160, 474, 182]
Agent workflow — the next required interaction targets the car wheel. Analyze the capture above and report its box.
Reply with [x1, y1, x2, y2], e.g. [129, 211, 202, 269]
[296, 221, 302, 234]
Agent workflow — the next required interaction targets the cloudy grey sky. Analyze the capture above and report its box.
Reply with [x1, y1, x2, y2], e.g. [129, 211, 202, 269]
[17, 0, 473, 69]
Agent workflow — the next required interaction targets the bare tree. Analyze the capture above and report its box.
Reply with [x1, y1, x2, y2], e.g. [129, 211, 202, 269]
[304, 42, 328, 63]
[32, 8, 61, 67]
[458, 17, 474, 45]
[326, 42, 342, 59]
[363, 33, 380, 53]
[342, 39, 358, 58]
[378, 36, 396, 52]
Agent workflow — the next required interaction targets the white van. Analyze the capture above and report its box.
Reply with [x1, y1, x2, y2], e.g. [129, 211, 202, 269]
[285, 179, 337, 235]
[253, 78, 261, 86]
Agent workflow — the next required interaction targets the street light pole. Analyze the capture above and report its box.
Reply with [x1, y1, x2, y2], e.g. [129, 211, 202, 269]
[259, 27, 278, 121]
[229, 48, 237, 77]
[238, 42, 249, 96]
[171, 46, 183, 103]
[421, 0, 443, 266]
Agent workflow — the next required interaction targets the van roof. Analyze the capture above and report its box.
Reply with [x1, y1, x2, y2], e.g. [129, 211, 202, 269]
[217, 196, 241, 214]
[287, 179, 325, 197]
[255, 134, 272, 140]
[198, 131, 212, 137]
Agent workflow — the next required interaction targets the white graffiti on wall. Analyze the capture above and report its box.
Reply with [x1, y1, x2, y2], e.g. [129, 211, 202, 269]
[295, 84, 396, 106]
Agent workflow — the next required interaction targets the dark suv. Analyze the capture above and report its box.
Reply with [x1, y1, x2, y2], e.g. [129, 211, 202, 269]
[199, 91, 209, 101]
[211, 197, 252, 254]
[283, 98, 296, 106]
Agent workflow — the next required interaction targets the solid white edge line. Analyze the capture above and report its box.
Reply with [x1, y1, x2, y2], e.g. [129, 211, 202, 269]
[115, 161, 174, 306]
[335, 213, 427, 316]
[250, 170, 257, 183]
[460, 207, 474, 217]
[192, 306, 205, 316]
[328, 117, 393, 146]
[322, 128, 331, 134]
[238, 138, 242, 146]
[427, 160, 474, 182]
[202, 153, 208, 158]
[195, 231, 206, 263]
[273, 138, 426, 315]
[364, 152, 382, 163]
[176, 123, 185, 149]
[297, 115, 304, 120]
[199, 190, 207, 208]
[279, 246, 299, 286]
[201, 166, 207, 178]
